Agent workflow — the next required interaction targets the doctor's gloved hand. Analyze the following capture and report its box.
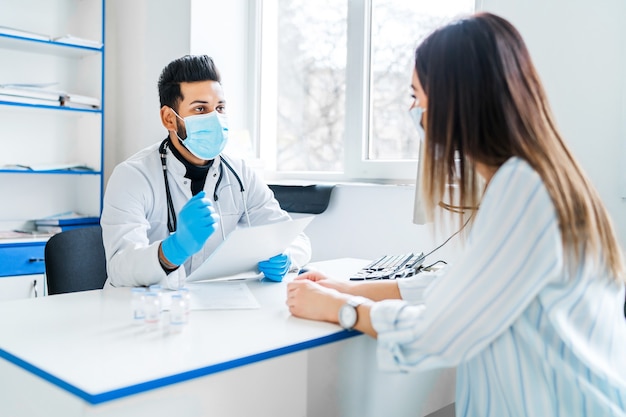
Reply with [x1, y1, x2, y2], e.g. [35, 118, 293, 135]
[161, 191, 219, 266]
[258, 253, 292, 282]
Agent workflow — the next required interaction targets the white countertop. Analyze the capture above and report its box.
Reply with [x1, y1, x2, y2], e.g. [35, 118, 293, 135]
[0, 258, 370, 404]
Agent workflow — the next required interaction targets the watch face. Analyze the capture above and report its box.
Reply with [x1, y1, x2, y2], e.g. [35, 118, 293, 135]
[339, 304, 357, 329]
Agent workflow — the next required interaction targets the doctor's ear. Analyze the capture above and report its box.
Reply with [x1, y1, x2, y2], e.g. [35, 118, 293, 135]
[160, 106, 178, 131]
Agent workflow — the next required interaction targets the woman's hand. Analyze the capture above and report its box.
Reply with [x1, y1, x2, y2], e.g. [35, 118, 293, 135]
[286, 280, 348, 323]
[295, 270, 355, 294]
[294, 270, 328, 282]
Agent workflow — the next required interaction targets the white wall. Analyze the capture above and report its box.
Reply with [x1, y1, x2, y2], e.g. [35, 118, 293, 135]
[104, 0, 191, 180]
[300, 184, 462, 263]
[478, 0, 626, 246]
[189, 0, 252, 135]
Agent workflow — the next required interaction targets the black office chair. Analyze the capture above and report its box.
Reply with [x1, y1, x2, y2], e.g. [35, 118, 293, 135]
[44, 225, 107, 295]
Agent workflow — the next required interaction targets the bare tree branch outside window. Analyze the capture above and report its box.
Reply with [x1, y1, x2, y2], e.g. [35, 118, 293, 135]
[275, 0, 473, 172]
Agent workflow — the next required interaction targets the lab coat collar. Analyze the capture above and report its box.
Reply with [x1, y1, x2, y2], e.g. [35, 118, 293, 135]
[162, 144, 223, 196]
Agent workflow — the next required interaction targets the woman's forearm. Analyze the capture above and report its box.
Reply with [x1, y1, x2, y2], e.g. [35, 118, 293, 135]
[321, 279, 401, 301]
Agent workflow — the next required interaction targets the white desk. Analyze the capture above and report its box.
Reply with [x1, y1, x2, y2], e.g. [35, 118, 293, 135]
[0, 258, 455, 417]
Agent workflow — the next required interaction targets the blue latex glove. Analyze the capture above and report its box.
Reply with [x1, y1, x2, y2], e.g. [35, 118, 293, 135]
[258, 253, 291, 282]
[162, 191, 219, 266]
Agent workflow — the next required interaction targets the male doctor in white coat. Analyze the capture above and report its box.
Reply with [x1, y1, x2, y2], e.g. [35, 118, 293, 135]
[101, 55, 311, 288]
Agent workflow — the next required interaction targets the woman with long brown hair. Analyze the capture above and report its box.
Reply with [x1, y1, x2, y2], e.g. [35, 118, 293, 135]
[287, 12, 626, 416]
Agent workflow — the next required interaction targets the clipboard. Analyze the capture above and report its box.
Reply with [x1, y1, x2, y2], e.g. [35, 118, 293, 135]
[185, 216, 314, 282]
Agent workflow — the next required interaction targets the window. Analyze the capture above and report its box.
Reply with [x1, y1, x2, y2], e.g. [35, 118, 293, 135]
[259, 0, 475, 181]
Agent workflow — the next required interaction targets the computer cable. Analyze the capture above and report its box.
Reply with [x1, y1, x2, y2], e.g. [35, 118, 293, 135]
[422, 211, 474, 260]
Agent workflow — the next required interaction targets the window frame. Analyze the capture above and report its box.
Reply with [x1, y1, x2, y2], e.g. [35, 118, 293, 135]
[255, 0, 472, 183]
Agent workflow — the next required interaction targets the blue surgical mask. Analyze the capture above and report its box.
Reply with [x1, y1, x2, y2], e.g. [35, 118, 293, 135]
[409, 105, 426, 142]
[171, 108, 229, 160]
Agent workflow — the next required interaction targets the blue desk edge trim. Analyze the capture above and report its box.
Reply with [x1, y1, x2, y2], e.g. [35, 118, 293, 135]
[0, 330, 361, 405]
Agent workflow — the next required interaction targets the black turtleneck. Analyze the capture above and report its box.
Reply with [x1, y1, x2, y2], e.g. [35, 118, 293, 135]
[168, 138, 213, 196]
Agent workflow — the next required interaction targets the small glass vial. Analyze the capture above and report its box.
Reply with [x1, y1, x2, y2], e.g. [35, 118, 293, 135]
[130, 287, 146, 325]
[148, 284, 164, 311]
[177, 287, 191, 323]
[169, 294, 186, 333]
[144, 291, 162, 331]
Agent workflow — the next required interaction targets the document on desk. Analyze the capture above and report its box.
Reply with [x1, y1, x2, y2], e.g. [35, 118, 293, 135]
[186, 282, 260, 310]
[186, 216, 314, 283]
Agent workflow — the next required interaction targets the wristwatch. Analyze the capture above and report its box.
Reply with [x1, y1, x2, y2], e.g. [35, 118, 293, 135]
[338, 297, 368, 330]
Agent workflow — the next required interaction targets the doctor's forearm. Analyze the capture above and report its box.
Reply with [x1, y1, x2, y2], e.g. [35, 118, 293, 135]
[108, 243, 170, 287]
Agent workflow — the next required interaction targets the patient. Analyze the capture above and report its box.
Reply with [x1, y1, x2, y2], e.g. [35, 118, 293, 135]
[287, 12, 626, 416]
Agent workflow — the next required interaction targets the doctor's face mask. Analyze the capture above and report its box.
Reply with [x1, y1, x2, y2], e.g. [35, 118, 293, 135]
[171, 108, 229, 160]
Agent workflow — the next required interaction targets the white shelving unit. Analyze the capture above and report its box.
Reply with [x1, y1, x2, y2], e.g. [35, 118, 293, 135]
[0, 0, 105, 299]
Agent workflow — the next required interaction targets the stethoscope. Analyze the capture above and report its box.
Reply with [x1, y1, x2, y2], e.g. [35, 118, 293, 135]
[159, 139, 251, 240]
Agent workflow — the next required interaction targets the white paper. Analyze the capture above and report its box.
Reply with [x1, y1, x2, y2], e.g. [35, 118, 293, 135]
[186, 216, 314, 282]
[185, 282, 260, 310]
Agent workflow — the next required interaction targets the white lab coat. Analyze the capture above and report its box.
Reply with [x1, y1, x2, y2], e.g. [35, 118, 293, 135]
[101, 141, 312, 288]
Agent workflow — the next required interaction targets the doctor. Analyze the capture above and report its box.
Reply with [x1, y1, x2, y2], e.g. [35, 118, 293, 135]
[101, 55, 311, 288]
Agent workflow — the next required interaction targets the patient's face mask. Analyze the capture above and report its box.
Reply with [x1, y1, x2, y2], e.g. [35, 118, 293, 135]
[171, 108, 229, 160]
[409, 105, 426, 142]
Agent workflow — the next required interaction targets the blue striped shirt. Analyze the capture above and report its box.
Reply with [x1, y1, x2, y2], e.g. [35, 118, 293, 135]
[370, 157, 626, 416]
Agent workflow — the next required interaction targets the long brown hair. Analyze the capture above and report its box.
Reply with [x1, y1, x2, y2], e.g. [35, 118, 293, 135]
[415, 12, 625, 281]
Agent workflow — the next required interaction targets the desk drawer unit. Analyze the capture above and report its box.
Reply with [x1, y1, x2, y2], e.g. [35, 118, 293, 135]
[0, 242, 46, 277]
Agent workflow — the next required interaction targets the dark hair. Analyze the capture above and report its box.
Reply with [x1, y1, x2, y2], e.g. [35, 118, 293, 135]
[415, 12, 624, 280]
[158, 55, 221, 110]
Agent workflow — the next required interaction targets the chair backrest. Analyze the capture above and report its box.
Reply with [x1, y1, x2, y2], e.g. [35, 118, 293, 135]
[268, 184, 334, 214]
[44, 225, 107, 295]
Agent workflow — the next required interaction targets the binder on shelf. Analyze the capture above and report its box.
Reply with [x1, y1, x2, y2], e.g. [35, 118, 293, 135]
[35, 212, 100, 227]
[36, 224, 93, 234]
[61, 93, 101, 109]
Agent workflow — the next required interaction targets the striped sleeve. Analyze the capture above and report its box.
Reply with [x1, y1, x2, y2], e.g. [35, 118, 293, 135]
[397, 271, 441, 304]
[371, 158, 564, 372]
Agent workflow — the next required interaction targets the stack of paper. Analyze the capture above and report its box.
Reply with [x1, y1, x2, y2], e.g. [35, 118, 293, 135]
[1, 163, 94, 172]
[0, 83, 100, 109]
[0, 230, 54, 240]
[0, 84, 64, 106]
[0, 26, 102, 48]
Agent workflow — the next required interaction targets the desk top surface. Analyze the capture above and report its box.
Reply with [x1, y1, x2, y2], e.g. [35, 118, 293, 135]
[0, 258, 369, 404]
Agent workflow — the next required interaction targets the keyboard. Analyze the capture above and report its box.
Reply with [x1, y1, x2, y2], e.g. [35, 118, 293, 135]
[349, 253, 425, 280]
